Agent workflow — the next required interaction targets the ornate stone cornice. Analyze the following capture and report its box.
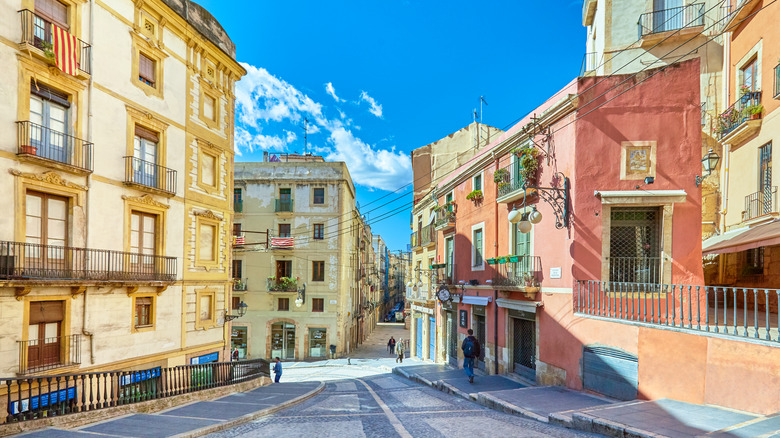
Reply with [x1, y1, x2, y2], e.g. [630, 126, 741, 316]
[122, 194, 169, 209]
[9, 169, 87, 191]
[194, 209, 222, 221]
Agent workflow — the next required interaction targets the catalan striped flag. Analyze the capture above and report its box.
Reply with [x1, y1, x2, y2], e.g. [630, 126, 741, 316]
[52, 23, 78, 76]
[234, 235, 245, 245]
[270, 237, 294, 249]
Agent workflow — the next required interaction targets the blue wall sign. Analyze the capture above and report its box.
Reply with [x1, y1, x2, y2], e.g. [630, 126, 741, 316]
[191, 351, 219, 364]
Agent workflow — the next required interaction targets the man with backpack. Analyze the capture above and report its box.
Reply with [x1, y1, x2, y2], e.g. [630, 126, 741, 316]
[461, 329, 480, 383]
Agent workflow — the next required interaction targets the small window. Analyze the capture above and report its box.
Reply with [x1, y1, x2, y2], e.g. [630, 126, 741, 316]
[232, 260, 242, 279]
[278, 297, 289, 311]
[279, 188, 291, 200]
[313, 261, 325, 281]
[232, 296, 241, 310]
[139, 53, 156, 87]
[233, 223, 242, 237]
[474, 174, 482, 191]
[313, 188, 325, 204]
[199, 294, 213, 321]
[312, 298, 324, 312]
[203, 95, 216, 121]
[134, 297, 152, 328]
[278, 223, 291, 237]
[473, 228, 483, 267]
[143, 19, 155, 37]
[313, 223, 324, 240]
[198, 223, 216, 261]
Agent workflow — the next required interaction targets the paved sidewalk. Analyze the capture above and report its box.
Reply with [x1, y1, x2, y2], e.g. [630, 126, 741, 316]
[16, 382, 324, 438]
[393, 364, 780, 438]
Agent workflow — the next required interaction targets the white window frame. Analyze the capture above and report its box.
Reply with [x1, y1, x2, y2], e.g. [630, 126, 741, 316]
[471, 221, 485, 271]
[472, 171, 484, 193]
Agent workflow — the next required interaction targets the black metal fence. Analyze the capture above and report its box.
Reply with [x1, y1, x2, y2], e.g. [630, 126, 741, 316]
[491, 256, 542, 287]
[743, 187, 777, 221]
[637, 3, 705, 38]
[718, 91, 762, 139]
[576, 281, 780, 342]
[2, 359, 269, 424]
[19, 9, 92, 75]
[124, 156, 177, 196]
[0, 241, 177, 282]
[16, 121, 93, 172]
[275, 199, 293, 212]
[18, 335, 81, 375]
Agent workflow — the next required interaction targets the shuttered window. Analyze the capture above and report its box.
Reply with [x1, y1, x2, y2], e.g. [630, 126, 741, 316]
[35, 0, 68, 29]
[138, 53, 156, 87]
[312, 261, 324, 281]
[29, 301, 64, 324]
[312, 298, 324, 312]
[278, 298, 289, 311]
[134, 297, 152, 327]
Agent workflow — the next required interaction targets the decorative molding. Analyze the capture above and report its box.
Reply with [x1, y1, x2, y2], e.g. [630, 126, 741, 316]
[15, 286, 32, 301]
[9, 169, 87, 191]
[194, 209, 222, 221]
[196, 138, 221, 153]
[126, 286, 139, 296]
[71, 286, 87, 298]
[122, 194, 170, 209]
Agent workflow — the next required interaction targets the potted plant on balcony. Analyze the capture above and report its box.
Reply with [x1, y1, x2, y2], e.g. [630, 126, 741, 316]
[466, 189, 483, 203]
[493, 168, 509, 183]
[519, 148, 543, 187]
[521, 272, 540, 297]
[496, 256, 509, 264]
[20, 144, 37, 155]
[279, 276, 297, 291]
[748, 104, 763, 120]
[498, 182, 511, 192]
[486, 258, 497, 265]
[41, 41, 56, 64]
[508, 254, 519, 263]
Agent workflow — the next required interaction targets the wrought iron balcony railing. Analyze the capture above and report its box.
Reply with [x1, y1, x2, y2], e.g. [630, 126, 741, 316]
[608, 257, 662, 284]
[495, 161, 530, 199]
[491, 256, 542, 287]
[233, 278, 248, 291]
[637, 3, 704, 38]
[0, 240, 177, 282]
[434, 208, 456, 229]
[275, 199, 293, 212]
[743, 187, 777, 221]
[18, 334, 81, 374]
[16, 121, 93, 172]
[420, 223, 435, 246]
[123, 156, 177, 196]
[267, 278, 297, 292]
[19, 9, 91, 75]
[234, 199, 243, 213]
[410, 231, 420, 249]
[718, 91, 762, 139]
[775, 64, 780, 99]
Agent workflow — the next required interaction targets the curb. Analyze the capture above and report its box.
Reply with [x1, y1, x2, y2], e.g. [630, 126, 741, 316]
[477, 393, 547, 423]
[172, 382, 326, 438]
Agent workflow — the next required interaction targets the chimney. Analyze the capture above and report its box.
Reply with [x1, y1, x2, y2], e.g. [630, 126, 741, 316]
[263, 151, 269, 162]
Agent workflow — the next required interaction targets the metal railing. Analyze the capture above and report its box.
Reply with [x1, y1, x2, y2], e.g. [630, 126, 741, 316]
[434, 264, 456, 285]
[18, 334, 81, 374]
[233, 278, 248, 291]
[0, 241, 177, 282]
[434, 209, 456, 228]
[410, 231, 420, 249]
[275, 199, 293, 212]
[123, 156, 177, 196]
[495, 161, 526, 198]
[744, 187, 777, 221]
[775, 64, 780, 99]
[16, 121, 93, 172]
[638, 3, 705, 38]
[19, 9, 92, 75]
[492, 256, 542, 287]
[234, 199, 243, 213]
[576, 281, 779, 342]
[608, 257, 662, 284]
[580, 51, 596, 76]
[266, 278, 297, 292]
[420, 224, 435, 246]
[718, 91, 762, 139]
[2, 359, 269, 424]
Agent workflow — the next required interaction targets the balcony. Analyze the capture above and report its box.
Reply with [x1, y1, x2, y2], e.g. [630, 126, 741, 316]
[19, 9, 91, 77]
[743, 187, 778, 222]
[234, 199, 243, 213]
[18, 334, 81, 374]
[269, 235, 294, 250]
[774, 64, 779, 99]
[410, 231, 420, 249]
[233, 278, 248, 291]
[495, 162, 536, 204]
[123, 156, 177, 196]
[491, 256, 542, 288]
[580, 52, 596, 76]
[16, 121, 93, 173]
[275, 199, 293, 212]
[267, 277, 297, 292]
[0, 240, 177, 283]
[433, 263, 456, 285]
[637, 3, 704, 44]
[608, 257, 662, 284]
[421, 224, 435, 247]
[434, 208, 456, 231]
[718, 91, 762, 145]
[722, 0, 760, 32]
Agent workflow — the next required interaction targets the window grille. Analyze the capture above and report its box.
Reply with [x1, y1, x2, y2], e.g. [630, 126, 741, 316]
[609, 207, 662, 284]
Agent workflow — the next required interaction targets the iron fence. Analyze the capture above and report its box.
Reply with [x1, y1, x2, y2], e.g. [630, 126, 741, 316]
[576, 281, 779, 342]
[491, 256, 542, 287]
[19, 9, 92, 75]
[420, 224, 435, 246]
[18, 335, 81, 375]
[718, 91, 762, 139]
[0, 240, 177, 282]
[275, 199, 293, 212]
[637, 3, 705, 38]
[434, 209, 456, 228]
[743, 186, 777, 221]
[16, 121, 93, 172]
[2, 359, 269, 424]
[123, 156, 177, 196]
[608, 257, 662, 284]
[233, 278, 248, 291]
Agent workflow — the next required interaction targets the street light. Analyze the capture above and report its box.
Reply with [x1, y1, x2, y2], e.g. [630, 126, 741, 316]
[695, 148, 721, 187]
[507, 172, 570, 230]
[224, 301, 248, 322]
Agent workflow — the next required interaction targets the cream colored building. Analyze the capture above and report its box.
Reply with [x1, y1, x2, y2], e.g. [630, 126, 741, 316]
[0, 0, 244, 381]
[232, 157, 361, 360]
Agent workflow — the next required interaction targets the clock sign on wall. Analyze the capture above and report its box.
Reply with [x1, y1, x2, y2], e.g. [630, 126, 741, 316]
[436, 285, 451, 302]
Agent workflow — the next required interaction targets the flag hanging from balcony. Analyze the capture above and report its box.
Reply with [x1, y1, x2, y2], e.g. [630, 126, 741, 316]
[52, 23, 78, 76]
[270, 236, 294, 248]
[234, 235, 245, 245]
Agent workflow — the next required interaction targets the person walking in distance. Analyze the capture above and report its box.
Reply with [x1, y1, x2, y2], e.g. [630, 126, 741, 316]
[388, 336, 396, 355]
[395, 338, 406, 363]
[273, 357, 282, 383]
[461, 329, 480, 383]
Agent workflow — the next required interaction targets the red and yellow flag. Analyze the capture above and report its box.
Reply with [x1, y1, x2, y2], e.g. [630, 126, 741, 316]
[51, 23, 78, 76]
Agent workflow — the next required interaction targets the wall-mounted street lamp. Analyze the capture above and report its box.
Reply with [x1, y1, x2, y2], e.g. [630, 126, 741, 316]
[695, 148, 720, 187]
[295, 283, 306, 307]
[508, 172, 570, 232]
[224, 301, 248, 322]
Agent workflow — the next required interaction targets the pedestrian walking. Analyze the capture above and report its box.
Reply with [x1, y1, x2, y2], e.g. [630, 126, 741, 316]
[231, 347, 239, 361]
[273, 357, 282, 383]
[388, 336, 396, 354]
[395, 338, 405, 363]
[461, 329, 480, 383]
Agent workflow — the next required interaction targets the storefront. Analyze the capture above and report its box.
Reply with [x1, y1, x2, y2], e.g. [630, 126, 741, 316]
[231, 326, 248, 359]
[271, 322, 296, 359]
[309, 328, 327, 358]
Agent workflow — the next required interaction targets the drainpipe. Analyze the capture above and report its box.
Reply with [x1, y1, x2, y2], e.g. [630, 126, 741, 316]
[493, 152, 499, 375]
[81, 0, 95, 365]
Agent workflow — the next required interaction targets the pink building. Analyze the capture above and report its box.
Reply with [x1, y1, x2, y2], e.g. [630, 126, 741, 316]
[416, 58, 780, 414]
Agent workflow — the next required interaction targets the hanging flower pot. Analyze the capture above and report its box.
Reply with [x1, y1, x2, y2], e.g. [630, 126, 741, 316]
[486, 258, 497, 265]
[508, 255, 519, 263]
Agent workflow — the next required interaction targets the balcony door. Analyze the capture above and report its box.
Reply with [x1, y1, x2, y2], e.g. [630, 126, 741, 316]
[25, 192, 68, 276]
[33, 0, 69, 49]
[514, 222, 532, 278]
[445, 237, 454, 282]
[133, 126, 158, 188]
[759, 143, 772, 215]
[653, 0, 683, 33]
[27, 300, 64, 371]
[29, 85, 71, 163]
[130, 211, 157, 277]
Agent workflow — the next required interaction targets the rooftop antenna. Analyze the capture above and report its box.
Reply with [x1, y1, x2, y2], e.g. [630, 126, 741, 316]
[303, 117, 308, 155]
[479, 96, 488, 124]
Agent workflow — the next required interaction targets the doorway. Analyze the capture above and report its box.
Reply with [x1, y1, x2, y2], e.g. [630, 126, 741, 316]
[446, 311, 458, 366]
[512, 316, 536, 380]
[474, 311, 486, 371]
[271, 322, 296, 359]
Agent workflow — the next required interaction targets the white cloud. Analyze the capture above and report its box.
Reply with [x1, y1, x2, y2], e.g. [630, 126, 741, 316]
[325, 82, 343, 102]
[359, 90, 383, 118]
[325, 127, 411, 191]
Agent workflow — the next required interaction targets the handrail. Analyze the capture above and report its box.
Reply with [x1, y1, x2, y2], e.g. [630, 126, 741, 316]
[19, 9, 91, 75]
[123, 156, 177, 196]
[16, 121, 93, 171]
[718, 91, 762, 138]
[744, 187, 777, 221]
[637, 3, 705, 38]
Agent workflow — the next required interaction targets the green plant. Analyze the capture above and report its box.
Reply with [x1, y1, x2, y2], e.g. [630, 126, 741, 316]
[748, 104, 764, 115]
[519, 148, 542, 186]
[493, 168, 509, 183]
[267, 275, 276, 281]
[466, 190, 483, 201]
[41, 41, 55, 61]
[279, 276, 297, 290]
[521, 272, 539, 288]
[497, 182, 511, 192]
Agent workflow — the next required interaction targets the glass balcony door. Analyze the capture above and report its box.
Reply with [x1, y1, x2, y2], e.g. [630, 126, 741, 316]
[30, 93, 71, 163]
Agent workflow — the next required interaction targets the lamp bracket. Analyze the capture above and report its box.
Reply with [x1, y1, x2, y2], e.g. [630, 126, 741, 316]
[522, 172, 570, 229]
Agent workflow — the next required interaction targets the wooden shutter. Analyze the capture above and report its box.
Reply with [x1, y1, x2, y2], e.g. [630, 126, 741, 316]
[134, 125, 159, 143]
[138, 53, 155, 84]
[29, 301, 64, 324]
[36, 0, 69, 30]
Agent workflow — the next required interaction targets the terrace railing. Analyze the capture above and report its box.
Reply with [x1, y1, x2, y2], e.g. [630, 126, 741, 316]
[2, 359, 269, 424]
[17, 121, 93, 172]
[718, 91, 762, 139]
[637, 3, 705, 38]
[743, 187, 777, 221]
[123, 157, 177, 196]
[233, 278, 248, 291]
[576, 281, 779, 343]
[18, 334, 81, 374]
[275, 199, 293, 212]
[19, 9, 92, 76]
[492, 256, 542, 287]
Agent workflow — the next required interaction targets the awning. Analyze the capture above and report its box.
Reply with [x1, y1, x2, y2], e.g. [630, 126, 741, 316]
[703, 220, 780, 255]
[495, 298, 541, 313]
[461, 295, 492, 306]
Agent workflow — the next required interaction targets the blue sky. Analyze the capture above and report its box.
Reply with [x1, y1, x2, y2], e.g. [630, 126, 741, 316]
[195, 0, 586, 251]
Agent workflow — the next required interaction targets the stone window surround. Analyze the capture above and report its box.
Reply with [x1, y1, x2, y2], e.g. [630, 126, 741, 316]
[471, 221, 486, 271]
[131, 293, 157, 333]
[195, 288, 217, 329]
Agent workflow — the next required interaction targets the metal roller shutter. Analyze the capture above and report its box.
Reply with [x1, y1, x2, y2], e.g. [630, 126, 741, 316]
[582, 345, 638, 401]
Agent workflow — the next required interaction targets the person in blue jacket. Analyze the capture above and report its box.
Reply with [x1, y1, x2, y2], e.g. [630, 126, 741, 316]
[273, 357, 282, 383]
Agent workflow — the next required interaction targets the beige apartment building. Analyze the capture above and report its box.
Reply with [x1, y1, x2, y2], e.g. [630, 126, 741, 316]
[0, 0, 244, 385]
[232, 156, 363, 360]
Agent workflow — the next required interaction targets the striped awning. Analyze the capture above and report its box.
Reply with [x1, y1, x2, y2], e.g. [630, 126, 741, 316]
[703, 220, 780, 255]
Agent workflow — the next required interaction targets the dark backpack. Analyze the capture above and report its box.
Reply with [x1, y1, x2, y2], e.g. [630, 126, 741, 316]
[463, 337, 476, 357]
